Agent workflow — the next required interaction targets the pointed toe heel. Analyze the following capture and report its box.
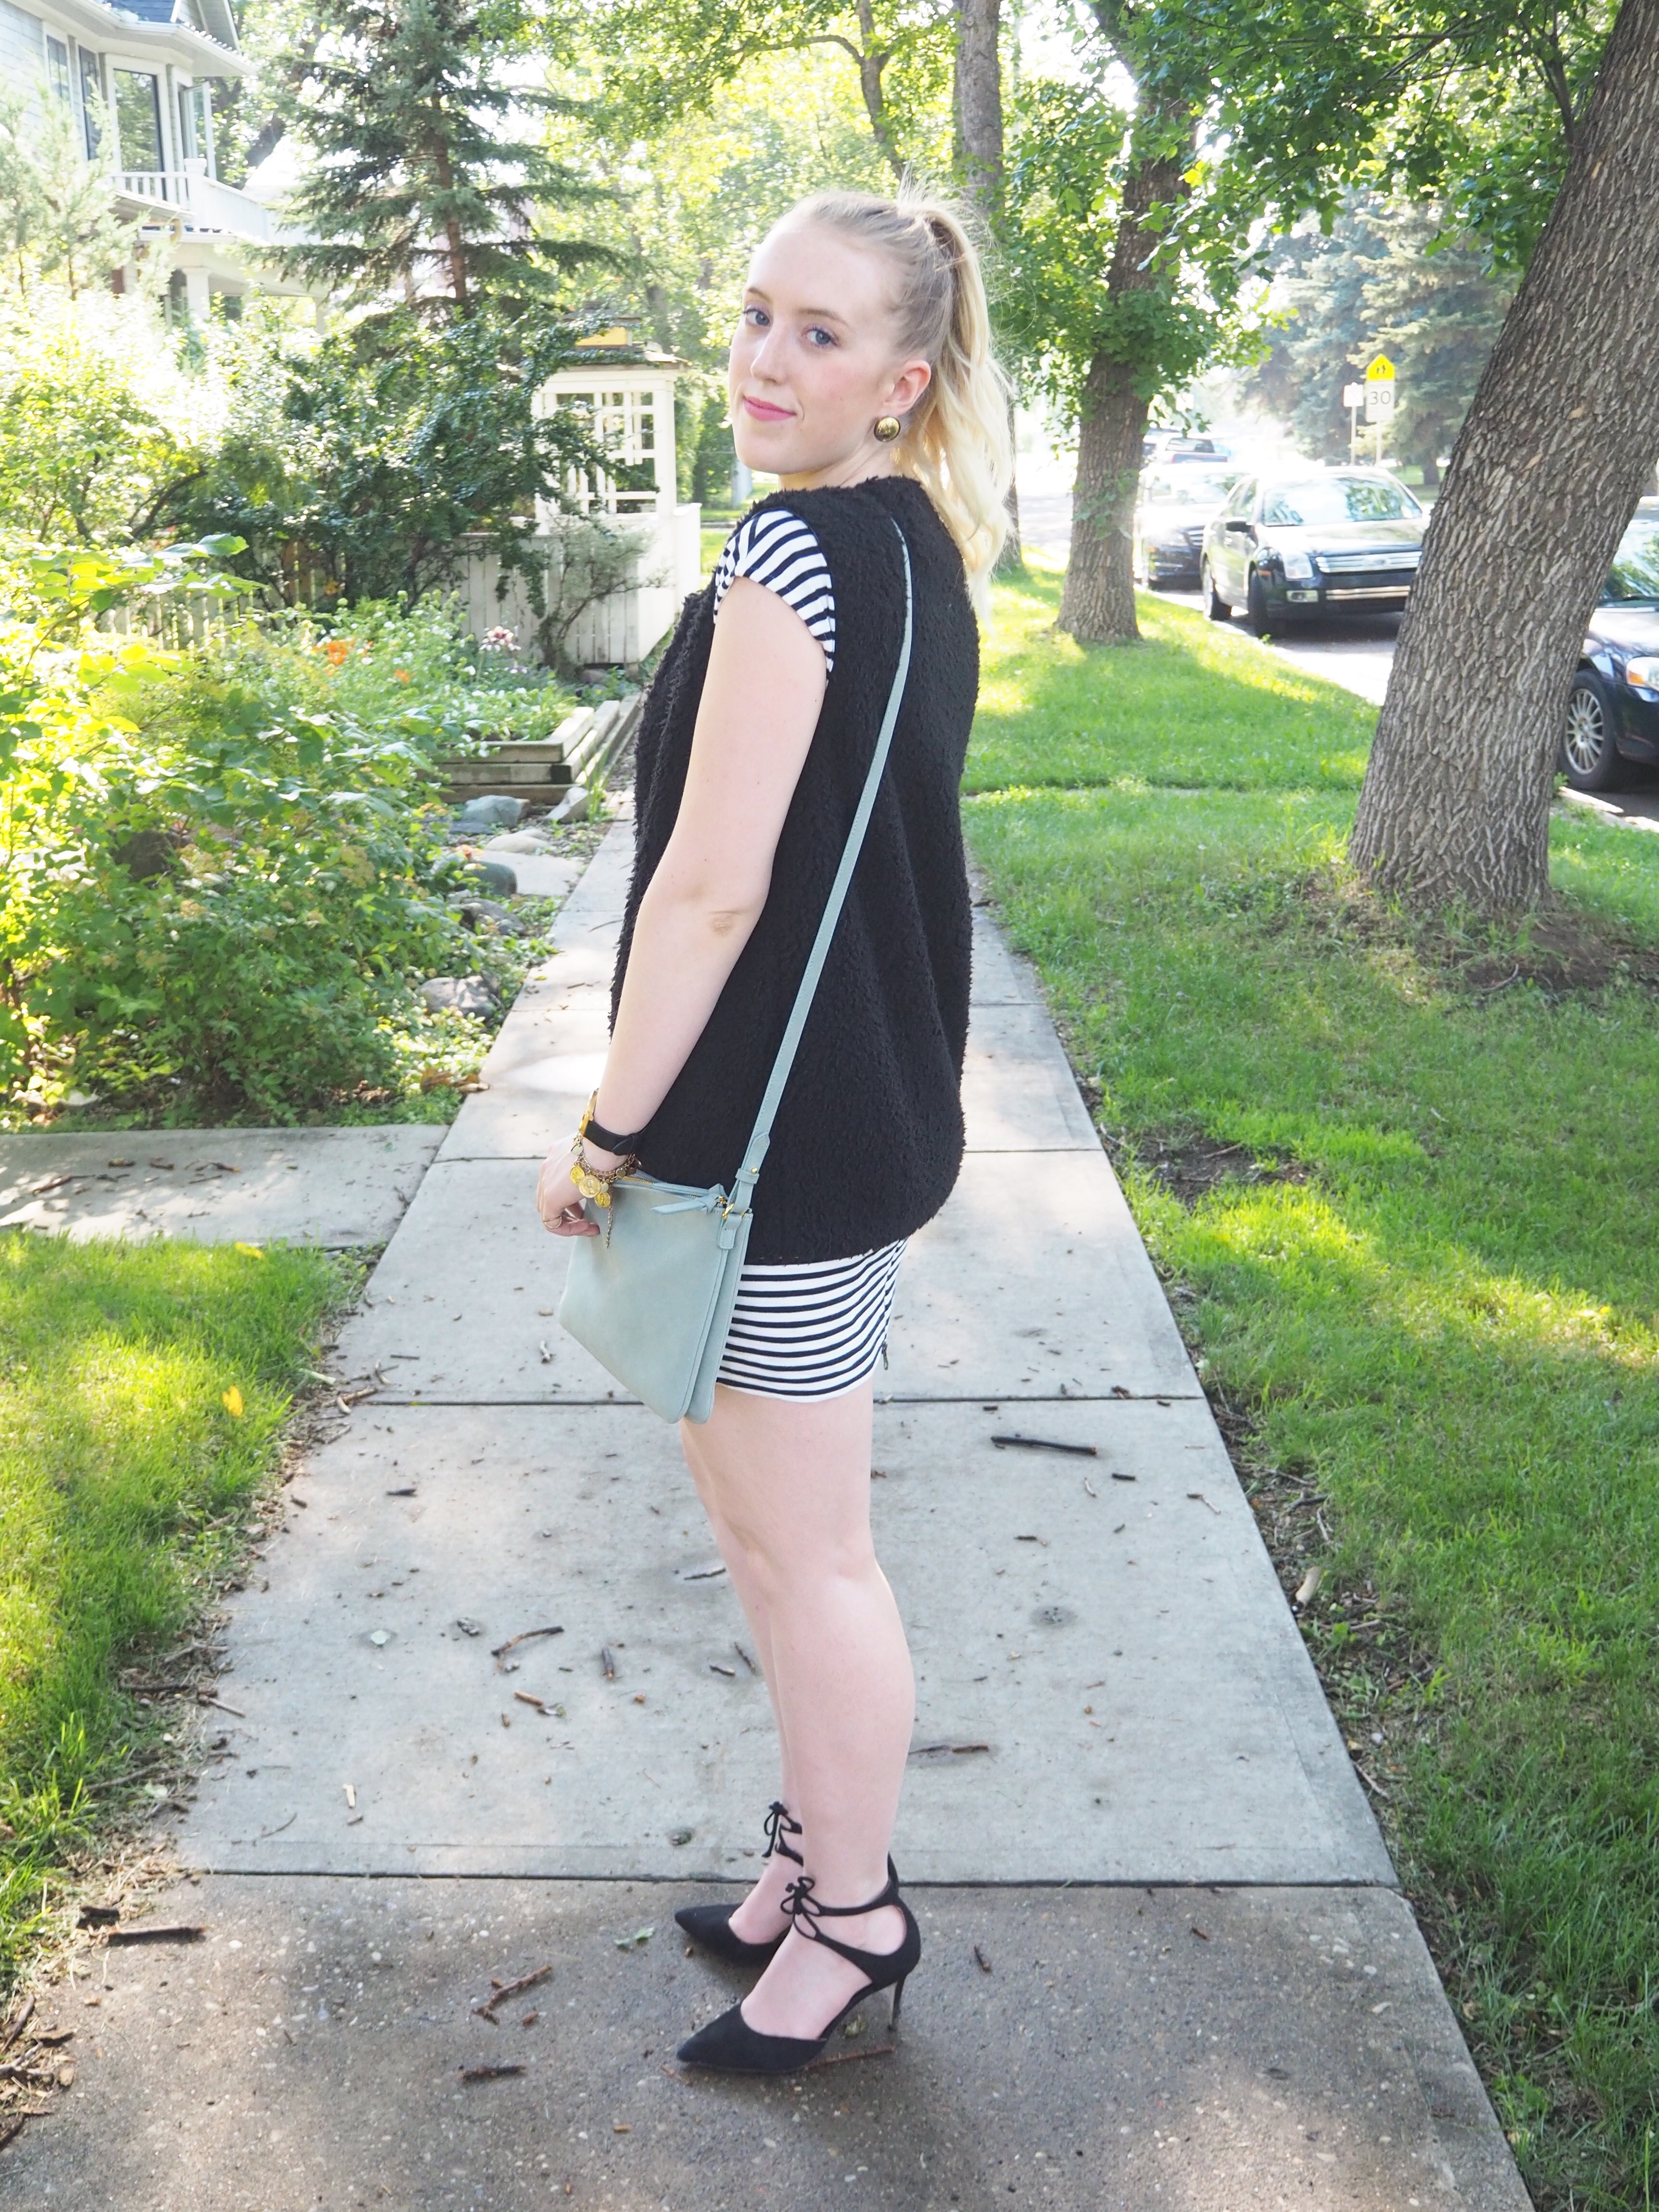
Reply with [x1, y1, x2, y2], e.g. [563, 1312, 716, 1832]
[675, 1865, 922, 2077]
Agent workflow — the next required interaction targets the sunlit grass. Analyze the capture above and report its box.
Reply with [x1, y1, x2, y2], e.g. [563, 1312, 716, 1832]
[964, 567, 1659, 2212]
[968, 553, 1377, 793]
[0, 1235, 349, 1983]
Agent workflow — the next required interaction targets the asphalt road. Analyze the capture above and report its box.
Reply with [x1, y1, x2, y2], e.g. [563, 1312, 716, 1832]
[1020, 488, 1659, 829]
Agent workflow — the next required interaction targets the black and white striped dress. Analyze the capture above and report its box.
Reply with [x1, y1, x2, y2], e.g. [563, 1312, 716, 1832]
[709, 507, 905, 1402]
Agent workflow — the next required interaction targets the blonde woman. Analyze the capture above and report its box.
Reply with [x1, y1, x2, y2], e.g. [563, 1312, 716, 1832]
[537, 189, 1011, 2073]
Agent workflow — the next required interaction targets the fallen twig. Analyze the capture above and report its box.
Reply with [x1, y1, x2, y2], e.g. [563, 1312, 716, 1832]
[473, 1964, 553, 2022]
[491, 1626, 564, 1669]
[459, 2063, 525, 2081]
[990, 1434, 1098, 1457]
[106, 1925, 205, 1947]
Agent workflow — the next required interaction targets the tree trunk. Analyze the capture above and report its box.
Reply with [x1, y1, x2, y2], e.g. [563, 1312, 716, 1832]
[955, 0, 1003, 215]
[1350, 0, 1659, 913]
[1058, 145, 1182, 644]
[852, 0, 904, 182]
[952, 0, 1021, 566]
[1058, 355, 1148, 639]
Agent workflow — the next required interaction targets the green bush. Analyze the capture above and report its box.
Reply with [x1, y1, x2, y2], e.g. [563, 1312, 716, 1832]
[234, 594, 581, 750]
[0, 545, 524, 1123]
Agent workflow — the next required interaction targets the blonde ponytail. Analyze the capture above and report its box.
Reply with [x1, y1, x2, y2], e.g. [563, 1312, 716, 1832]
[780, 189, 1013, 614]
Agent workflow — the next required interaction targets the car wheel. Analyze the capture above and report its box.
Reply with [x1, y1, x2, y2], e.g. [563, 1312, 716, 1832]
[1561, 672, 1626, 792]
[1203, 565, 1230, 622]
[1245, 571, 1273, 637]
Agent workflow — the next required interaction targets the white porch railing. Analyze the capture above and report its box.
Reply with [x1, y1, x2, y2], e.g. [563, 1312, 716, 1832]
[114, 169, 286, 245]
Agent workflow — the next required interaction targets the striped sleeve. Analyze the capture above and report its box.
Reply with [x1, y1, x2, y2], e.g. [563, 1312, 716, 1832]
[710, 507, 836, 674]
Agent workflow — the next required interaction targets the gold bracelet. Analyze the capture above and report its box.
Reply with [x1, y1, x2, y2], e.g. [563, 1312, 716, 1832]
[569, 1134, 636, 1209]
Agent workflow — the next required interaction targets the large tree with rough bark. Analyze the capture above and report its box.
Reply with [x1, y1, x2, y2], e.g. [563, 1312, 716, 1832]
[1350, 0, 1659, 911]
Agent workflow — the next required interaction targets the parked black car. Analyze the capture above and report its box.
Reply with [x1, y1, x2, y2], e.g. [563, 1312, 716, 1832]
[1132, 468, 1235, 588]
[1201, 469, 1426, 634]
[1561, 499, 1659, 791]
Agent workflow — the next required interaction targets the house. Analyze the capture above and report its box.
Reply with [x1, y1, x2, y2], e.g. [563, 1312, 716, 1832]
[0, 0, 306, 315]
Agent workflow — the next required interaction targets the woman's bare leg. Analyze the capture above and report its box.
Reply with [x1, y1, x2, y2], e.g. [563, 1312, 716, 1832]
[679, 1419, 800, 1943]
[682, 1379, 912, 2037]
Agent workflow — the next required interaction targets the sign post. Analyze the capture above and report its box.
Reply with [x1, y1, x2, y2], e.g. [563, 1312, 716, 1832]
[1364, 354, 1396, 465]
[1342, 381, 1365, 464]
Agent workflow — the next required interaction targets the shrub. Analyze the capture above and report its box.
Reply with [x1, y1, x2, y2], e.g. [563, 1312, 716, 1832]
[0, 544, 510, 1123]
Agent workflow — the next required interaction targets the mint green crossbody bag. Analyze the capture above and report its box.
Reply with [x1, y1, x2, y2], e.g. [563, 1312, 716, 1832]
[557, 519, 913, 1424]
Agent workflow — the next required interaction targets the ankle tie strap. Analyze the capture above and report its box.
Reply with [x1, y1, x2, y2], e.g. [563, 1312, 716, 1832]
[782, 1867, 900, 1943]
[762, 1800, 804, 1866]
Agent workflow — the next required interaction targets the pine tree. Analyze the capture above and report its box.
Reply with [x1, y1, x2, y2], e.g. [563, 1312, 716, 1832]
[273, 0, 618, 313]
[0, 88, 144, 301]
[1243, 196, 1511, 482]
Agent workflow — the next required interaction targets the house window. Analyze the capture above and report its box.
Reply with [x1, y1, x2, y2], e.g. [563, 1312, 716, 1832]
[46, 35, 71, 107]
[78, 48, 104, 159]
[114, 68, 163, 174]
[177, 82, 198, 162]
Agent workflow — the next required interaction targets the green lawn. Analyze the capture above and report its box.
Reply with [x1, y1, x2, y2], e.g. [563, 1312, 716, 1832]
[0, 1236, 349, 1979]
[965, 556, 1659, 2212]
[966, 564, 1376, 793]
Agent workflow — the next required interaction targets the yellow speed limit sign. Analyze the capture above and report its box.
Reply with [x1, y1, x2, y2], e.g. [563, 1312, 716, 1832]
[1364, 354, 1396, 422]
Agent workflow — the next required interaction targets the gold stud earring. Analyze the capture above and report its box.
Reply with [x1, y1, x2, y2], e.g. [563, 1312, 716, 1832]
[874, 415, 902, 443]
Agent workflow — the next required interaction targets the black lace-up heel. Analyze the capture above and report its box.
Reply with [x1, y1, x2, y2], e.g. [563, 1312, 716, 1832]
[675, 1863, 921, 2075]
[673, 1801, 804, 1967]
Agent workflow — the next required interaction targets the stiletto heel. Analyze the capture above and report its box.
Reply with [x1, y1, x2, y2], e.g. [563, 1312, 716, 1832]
[674, 1802, 802, 1967]
[890, 1974, 908, 2026]
[676, 1864, 922, 2075]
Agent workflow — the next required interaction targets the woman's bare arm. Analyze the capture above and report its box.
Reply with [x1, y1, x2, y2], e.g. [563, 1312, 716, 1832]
[537, 576, 827, 1231]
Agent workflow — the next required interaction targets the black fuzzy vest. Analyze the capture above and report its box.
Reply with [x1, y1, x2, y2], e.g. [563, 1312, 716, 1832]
[612, 474, 978, 1263]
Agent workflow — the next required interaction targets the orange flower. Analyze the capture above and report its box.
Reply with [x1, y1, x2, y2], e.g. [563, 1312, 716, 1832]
[395, 668, 411, 683]
[325, 638, 350, 667]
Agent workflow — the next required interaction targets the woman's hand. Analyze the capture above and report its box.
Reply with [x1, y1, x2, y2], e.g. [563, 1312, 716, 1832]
[536, 1150, 600, 1237]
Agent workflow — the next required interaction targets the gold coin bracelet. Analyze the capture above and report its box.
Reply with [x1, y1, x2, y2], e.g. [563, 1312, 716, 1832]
[569, 1133, 637, 1210]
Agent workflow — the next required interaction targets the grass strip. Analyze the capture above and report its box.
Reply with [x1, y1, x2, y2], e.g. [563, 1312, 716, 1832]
[965, 559, 1659, 2212]
[0, 1234, 351, 1984]
[965, 558, 1377, 794]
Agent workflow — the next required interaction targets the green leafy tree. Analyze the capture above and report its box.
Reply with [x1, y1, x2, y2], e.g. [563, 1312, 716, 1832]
[272, 0, 620, 313]
[1000, 35, 1275, 645]
[586, 0, 955, 184]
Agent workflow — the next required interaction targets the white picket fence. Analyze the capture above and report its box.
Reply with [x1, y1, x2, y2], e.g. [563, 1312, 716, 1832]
[451, 504, 702, 668]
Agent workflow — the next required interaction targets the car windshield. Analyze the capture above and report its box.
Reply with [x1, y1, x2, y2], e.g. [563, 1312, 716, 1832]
[1260, 478, 1421, 526]
[1602, 519, 1659, 602]
[1141, 473, 1231, 508]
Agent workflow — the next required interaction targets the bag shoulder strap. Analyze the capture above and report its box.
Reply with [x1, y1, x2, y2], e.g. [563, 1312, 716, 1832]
[728, 516, 913, 1212]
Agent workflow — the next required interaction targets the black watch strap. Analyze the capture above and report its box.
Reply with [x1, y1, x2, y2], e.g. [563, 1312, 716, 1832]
[582, 1105, 645, 1154]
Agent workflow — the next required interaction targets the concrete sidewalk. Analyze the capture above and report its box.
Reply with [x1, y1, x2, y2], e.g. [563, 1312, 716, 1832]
[17, 827, 1530, 2211]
